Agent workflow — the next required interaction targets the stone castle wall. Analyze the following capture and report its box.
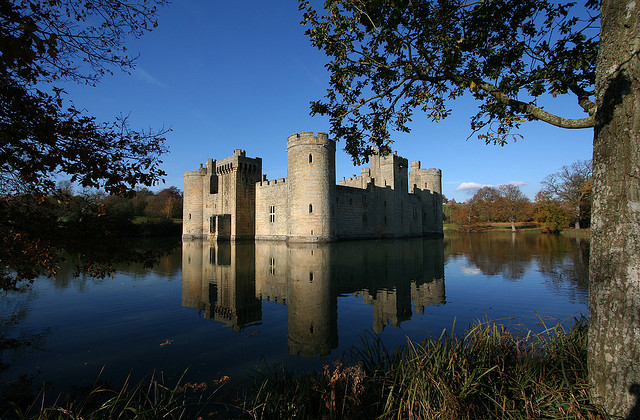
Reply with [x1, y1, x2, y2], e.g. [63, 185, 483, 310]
[255, 178, 289, 241]
[183, 131, 443, 241]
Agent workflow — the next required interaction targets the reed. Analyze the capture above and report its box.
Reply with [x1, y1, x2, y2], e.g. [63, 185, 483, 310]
[6, 369, 230, 420]
[245, 317, 610, 419]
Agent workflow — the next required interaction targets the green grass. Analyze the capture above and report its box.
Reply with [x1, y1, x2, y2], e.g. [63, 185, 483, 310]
[245, 317, 609, 419]
[445, 222, 591, 236]
[4, 370, 232, 419]
[8, 318, 608, 419]
[561, 229, 591, 239]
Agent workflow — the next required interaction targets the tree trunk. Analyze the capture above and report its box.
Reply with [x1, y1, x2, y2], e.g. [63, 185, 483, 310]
[588, 0, 640, 416]
[575, 204, 581, 230]
[511, 220, 516, 232]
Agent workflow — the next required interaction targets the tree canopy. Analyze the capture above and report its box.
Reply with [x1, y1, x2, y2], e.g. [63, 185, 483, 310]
[0, 0, 170, 288]
[540, 159, 592, 228]
[300, 0, 599, 162]
[0, 0, 169, 195]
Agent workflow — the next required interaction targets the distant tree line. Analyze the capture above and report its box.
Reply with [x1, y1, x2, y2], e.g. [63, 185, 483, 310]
[1, 184, 182, 289]
[446, 159, 592, 233]
[55, 182, 183, 223]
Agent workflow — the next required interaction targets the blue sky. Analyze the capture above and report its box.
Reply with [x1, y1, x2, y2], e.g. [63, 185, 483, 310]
[62, 1, 594, 202]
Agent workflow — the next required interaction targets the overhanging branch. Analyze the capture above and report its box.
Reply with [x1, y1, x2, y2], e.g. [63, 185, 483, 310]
[475, 79, 595, 129]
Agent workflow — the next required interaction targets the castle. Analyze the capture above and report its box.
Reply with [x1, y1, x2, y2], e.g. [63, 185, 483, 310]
[183, 131, 443, 241]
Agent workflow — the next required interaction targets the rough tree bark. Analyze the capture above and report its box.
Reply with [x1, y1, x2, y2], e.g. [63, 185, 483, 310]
[588, 0, 640, 416]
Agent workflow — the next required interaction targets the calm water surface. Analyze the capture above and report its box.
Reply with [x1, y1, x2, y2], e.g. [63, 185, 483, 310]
[0, 232, 589, 394]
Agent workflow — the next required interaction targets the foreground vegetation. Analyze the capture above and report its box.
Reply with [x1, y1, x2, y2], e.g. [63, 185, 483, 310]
[4, 318, 609, 419]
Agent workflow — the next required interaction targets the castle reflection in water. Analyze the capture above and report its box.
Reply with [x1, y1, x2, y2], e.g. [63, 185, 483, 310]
[182, 238, 445, 358]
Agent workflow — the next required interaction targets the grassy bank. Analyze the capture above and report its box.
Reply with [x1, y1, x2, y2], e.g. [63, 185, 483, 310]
[246, 317, 605, 419]
[445, 222, 591, 237]
[5, 318, 609, 419]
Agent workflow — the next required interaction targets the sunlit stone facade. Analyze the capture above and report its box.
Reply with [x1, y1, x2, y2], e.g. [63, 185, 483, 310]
[183, 131, 443, 241]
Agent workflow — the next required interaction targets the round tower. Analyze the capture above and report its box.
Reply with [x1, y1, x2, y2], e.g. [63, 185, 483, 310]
[183, 168, 206, 238]
[424, 168, 443, 234]
[286, 132, 336, 241]
[424, 168, 442, 194]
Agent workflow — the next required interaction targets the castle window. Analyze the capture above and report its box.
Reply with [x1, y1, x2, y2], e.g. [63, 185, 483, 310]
[309, 154, 313, 163]
[413, 204, 418, 219]
[210, 174, 218, 194]
[384, 215, 387, 224]
[309, 203, 313, 213]
[362, 213, 367, 223]
[269, 257, 276, 275]
[309, 272, 314, 283]
[362, 196, 367, 206]
[189, 213, 192, 220]
[269, 205, 275, 223]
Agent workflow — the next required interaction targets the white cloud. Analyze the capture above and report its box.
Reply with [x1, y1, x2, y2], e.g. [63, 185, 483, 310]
[460, 265, 481, 275]
[135, 67, 165, 87]
[455, 181, 493, 194]
[455, 181, 528, 196]
[508, 181, 528, 187]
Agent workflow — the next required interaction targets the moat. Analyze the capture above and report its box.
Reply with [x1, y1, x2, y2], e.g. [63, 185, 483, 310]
[0, 232, 589, 394]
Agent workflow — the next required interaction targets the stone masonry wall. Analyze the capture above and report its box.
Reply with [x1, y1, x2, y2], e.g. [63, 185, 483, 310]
[286, 132, 335, 241]
[183, 169, 205, 238]
[255, 179, 289, 240]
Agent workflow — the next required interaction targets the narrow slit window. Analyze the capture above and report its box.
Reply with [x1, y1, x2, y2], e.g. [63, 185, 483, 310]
[269, 205, 275, 223]
[309, 154, 313, 163]
[309, 203, 313, 213]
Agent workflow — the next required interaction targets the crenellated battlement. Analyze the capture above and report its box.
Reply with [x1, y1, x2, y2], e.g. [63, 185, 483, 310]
[286, 131, 334, 149]
[213, 153, 261, 175]
[411, 161, 441, 177]
[339, 170, 374, 189]
[257, 177, 287, 187]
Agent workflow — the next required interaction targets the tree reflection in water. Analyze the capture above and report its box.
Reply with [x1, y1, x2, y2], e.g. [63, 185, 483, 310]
[445, 232, 589, 302]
